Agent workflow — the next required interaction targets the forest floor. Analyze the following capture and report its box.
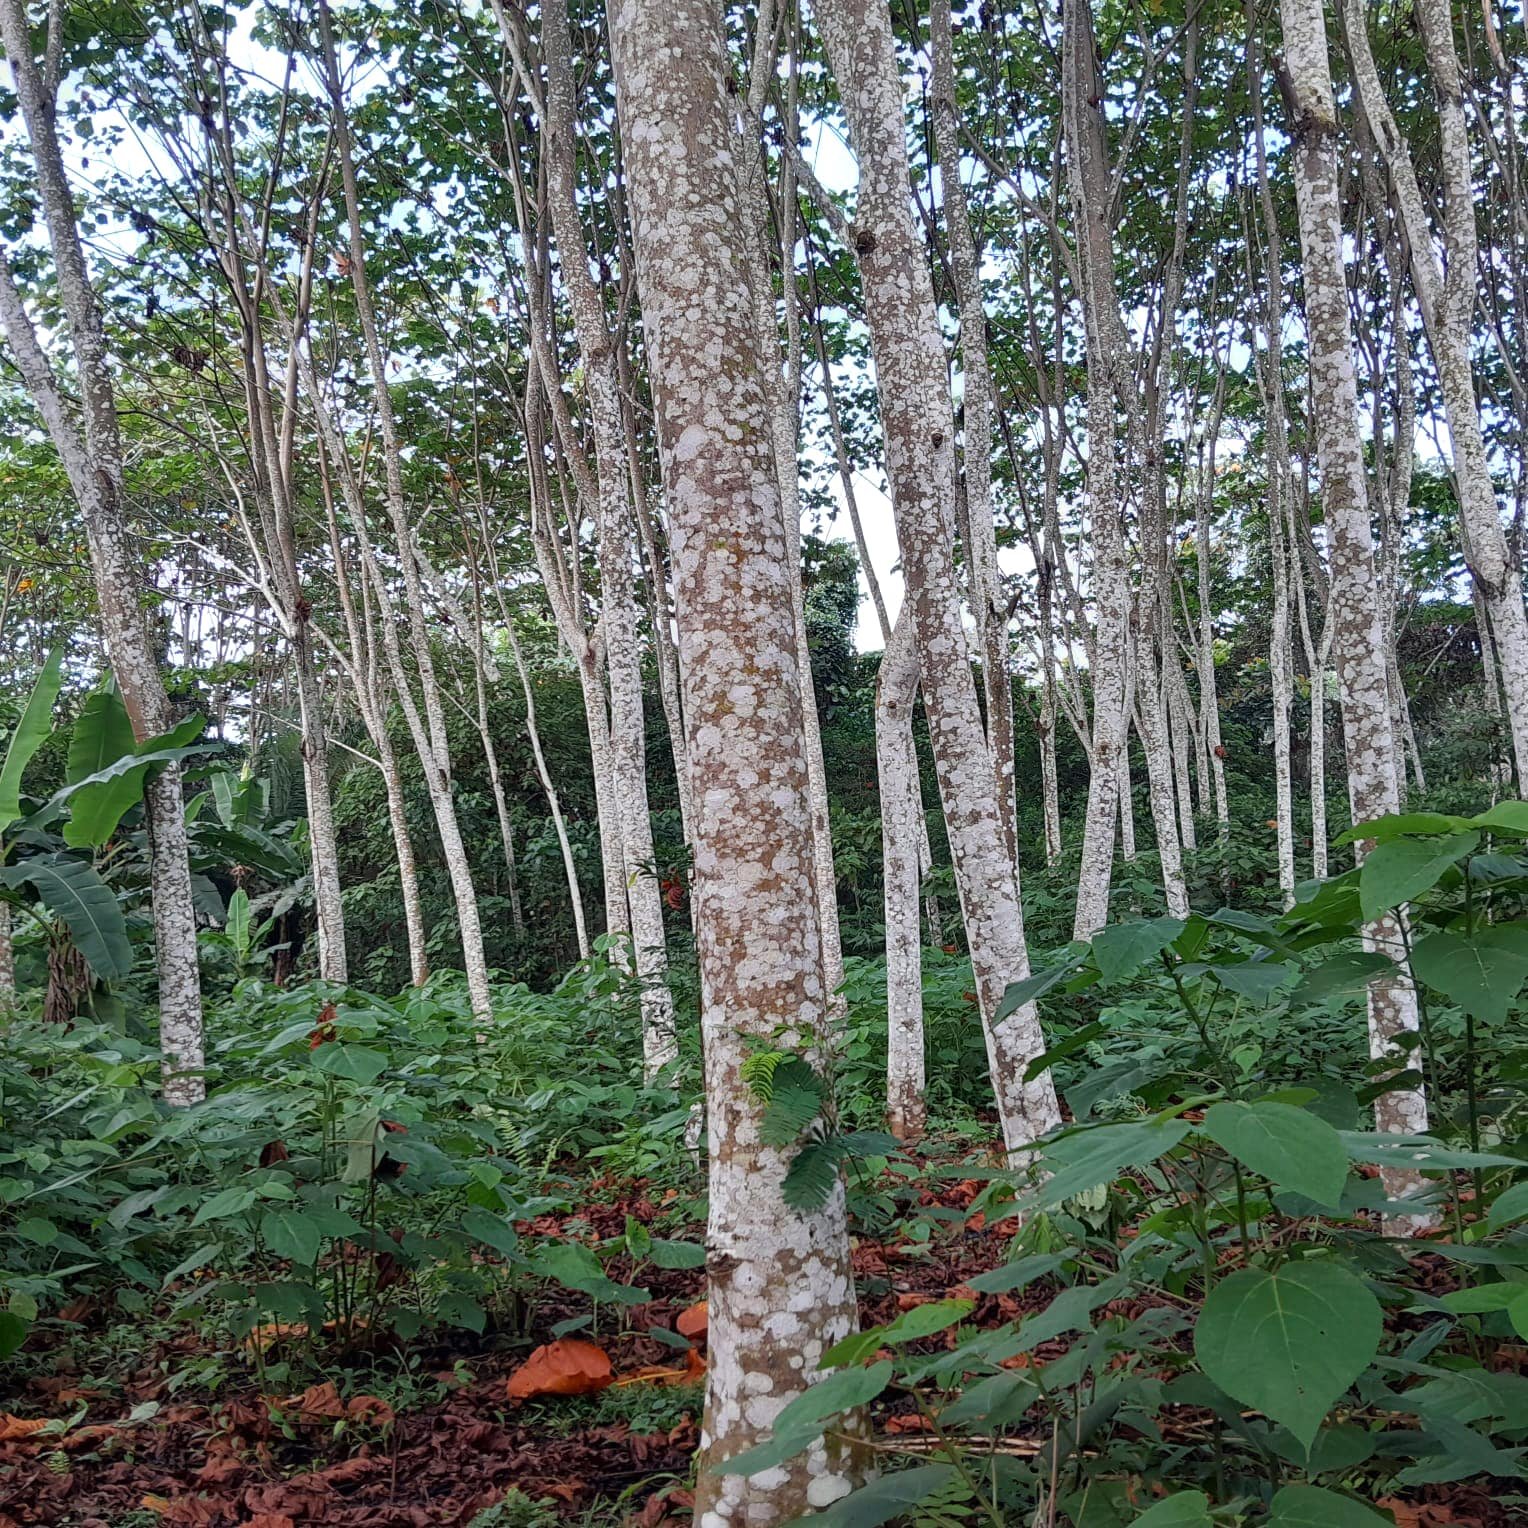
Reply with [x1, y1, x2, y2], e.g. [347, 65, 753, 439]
[0, 1166, 1517, 1528]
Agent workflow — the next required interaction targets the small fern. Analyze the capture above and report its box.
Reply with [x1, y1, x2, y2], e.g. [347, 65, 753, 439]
[740, 1048, 791, 1101]
[759, 1057, 827, 1146]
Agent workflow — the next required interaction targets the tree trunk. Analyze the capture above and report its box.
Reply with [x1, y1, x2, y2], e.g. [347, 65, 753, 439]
[878, 611, 926, 1143]
[607, 0, 865, 1511]
[536, 0, 675, 1076]
[816, 0, 1062, 1155]
[0, 0, 204, 1100]
[1280, 0, 1432, 1223]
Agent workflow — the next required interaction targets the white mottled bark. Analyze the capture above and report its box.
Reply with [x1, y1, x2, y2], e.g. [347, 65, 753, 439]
[1281, 0, 1432, 1220]
[608, 0, 865, 1514]
[1344, 0, 1528, 792]
[817, 0, 1062, 1155]
[1064, 0, 1132, 939]
[536, 0, 675, 1074]
[0, 902, 13, 1002]
[0, 0, 203, 1101]
[878, 611, 926, 1142]
[316, 0, 493, 1023]
[929, 0, 1017, 869]
[1247, 14, 1298, 905]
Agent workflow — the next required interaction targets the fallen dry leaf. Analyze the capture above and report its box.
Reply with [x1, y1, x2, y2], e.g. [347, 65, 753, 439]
[1377, 1503, 1423, 1528]
[675, 1300, 708, 1342]
[139, 1497, 171, 1514]
[506, 1338, 614, 1400]
[612, 1347, 706, 1388]
[0, 1414, 50, 1443]
[242, 1516, 296, 1528]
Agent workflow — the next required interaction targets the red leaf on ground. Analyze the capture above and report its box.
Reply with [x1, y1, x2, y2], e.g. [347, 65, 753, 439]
[674, 1300, 708, 1342]
[506, 1339, 614, 1400]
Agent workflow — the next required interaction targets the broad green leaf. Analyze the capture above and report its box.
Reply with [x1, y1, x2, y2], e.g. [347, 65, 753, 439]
[1030, 1119, 1190, 1208]
[65, 682, 135, 785]
[717, 1361, 891, 1475]
[876, 1298, 973, 1345]
[226, 888, 251, 955]
[1023, 1021, 1108, 1081]
[1209, 961, 1297, 1006]
[997, 952, 1086, 1017]
[789, 1464, 960, 1526]
[60, 738, 216, 849]
[1489, 1180, 1528, 1230]
[1267, 1484, 1391, 1527]
[1409, 925, 1528, 1024]
[1358, 831, 1478, 919]
[0, 1310, 29, 1359]
[1130, 1492, 1212, 1527]
[0, 855, 131, 980]
[0, 644, 63, 834]
[192, 1185, 258, 1226]
[1339, 812, 1470, 845]
[1202, 1100, 1348, 1208]
[649, 1238, 705, 1269]
[1292, 951, 1395, 1004]
[461, 1208, 519, 1258]
[1439, 1283, 1527, 1314]
[311, 1044, 389, 1085]
[1091, 917, 1185, 985]
[436, 1291, 485, 1333]
[1469, 801, 1528, 837]
[262, 1209, 323, 1267]
[1194, 1261, 1381, 1449]
[1339, 1133, 1523, 1171]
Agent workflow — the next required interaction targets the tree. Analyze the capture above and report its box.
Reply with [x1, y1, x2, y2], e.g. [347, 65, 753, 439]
[606, 0, 865, 1513]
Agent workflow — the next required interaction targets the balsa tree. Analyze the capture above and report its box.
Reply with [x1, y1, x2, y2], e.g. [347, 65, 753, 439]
[0, 0, 204, 1102]
[607, 0, 864, 1514]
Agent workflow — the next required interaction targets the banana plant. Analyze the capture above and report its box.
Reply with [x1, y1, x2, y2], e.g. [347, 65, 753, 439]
[0, 655, 222, 987]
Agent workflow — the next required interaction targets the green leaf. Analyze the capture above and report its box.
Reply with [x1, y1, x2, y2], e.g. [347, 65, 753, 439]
[759, 1058, 825, 1146]
[1209, 961, 1296, 1006]
[717, 1361, 892, 1475]
[787, 1464, 959, 1526]
[15, 1217, 57, 1244]
[1030, 1119, 1190, 1208]
[1339, 1132, 1523, 1171]
[1359, 832, 1479, 919]
[997, 952, 1086, 1017]
[649, 1238, 706, 1269]
[66, 682, 135, 785]
[1489, 1180, 1528, 1230]
[0, 1309, 30, 1359]
[262, 1210, 323, 1267]
[1130, 1492, 1212, 1527]
[1339, 811, 1470, 845]
[436, 1291, 485, 1333]
[1410, 925, 1528, 1024]
[192, 1185, 258, 1226]
[1267, 1484, 1392, 1527]
[1091, 918, 1185, 985]
[1202, 1100, 1348, 1208]
[1292, 951, 1396, 1004]
[1469, 801, 1528, 837]
[0, 855, 131, 980]
[876, 1298, 974, 1345]
[312, 1044, 389, 1085]
[0, 644, 63, 834]
[461, 1208, 519, 1258]
[1193, 1261, 1381, 1450]
[783, 1138, 845, 1212]
[1023, 1021, 1108, 1081]
[226, 888, 251, 955]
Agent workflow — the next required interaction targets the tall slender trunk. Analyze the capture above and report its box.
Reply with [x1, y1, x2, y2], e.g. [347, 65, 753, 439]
[1344, 0, 1528, 791]
[316, 0, 492, 1022]
[929, 0, 1017, 870]
[534, 0, 675, 1075]
[1279, 0, 1432, 1223]
[736, 4, 846, 1028]
[607, 0, 864, 1511]
[816, 0, 1061, 1155]
[878, 610, 926, 1142]
[0, 0, 203, 1101]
